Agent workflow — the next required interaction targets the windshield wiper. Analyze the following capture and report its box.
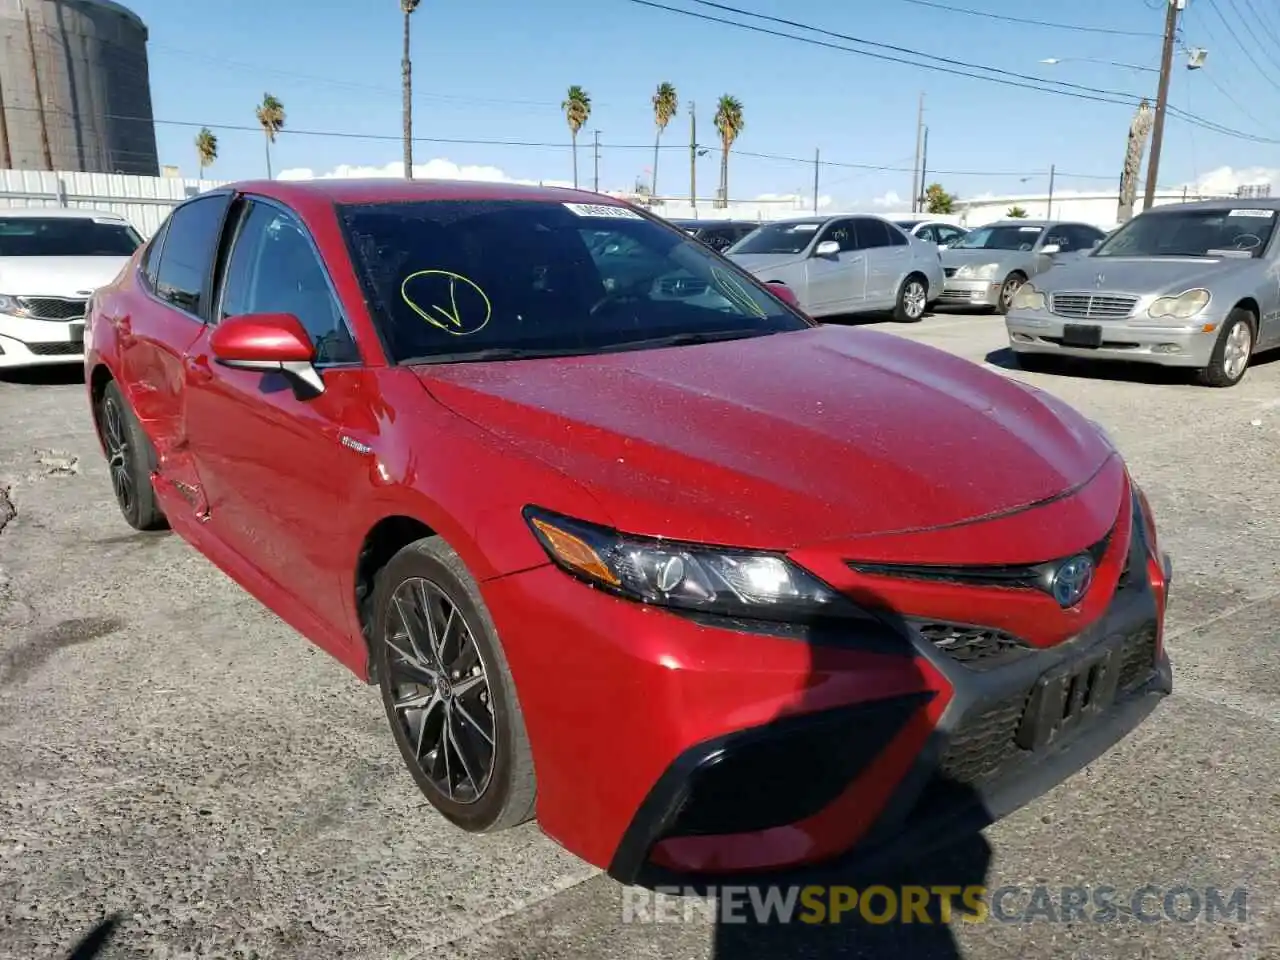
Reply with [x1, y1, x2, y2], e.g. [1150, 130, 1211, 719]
[605, 329, 776, 351]
[401, 347, 574, 365]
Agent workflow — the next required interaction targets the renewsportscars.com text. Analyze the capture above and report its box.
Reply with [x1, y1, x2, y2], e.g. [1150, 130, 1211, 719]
[622, 885, 1249, 925]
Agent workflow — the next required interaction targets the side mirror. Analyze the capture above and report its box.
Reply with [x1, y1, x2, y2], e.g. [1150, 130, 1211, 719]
[814, 240, 840, 258]
[1040, 243, 1061, 255]
[766, 281, 801, 310]
[209, 312, 324, 399]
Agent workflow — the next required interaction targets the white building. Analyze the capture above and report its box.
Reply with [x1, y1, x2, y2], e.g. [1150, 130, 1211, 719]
[951, 189, 1233, 231]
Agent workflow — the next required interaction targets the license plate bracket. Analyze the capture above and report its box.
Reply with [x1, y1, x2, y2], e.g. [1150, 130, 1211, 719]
[1062, 323, 1103, 348]
[68, 322, 85, 345]
[1017, 643, 1121, 751]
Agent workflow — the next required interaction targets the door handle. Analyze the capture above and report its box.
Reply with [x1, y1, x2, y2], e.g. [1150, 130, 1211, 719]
[185, 354, 214, 383]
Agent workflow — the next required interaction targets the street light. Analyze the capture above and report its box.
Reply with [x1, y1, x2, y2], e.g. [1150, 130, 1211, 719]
[1039, 57, 1159, 73]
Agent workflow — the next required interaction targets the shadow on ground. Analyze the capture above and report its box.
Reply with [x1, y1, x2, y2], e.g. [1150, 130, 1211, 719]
[985, 345, 1280, 385]
[0, 364, 85, 387]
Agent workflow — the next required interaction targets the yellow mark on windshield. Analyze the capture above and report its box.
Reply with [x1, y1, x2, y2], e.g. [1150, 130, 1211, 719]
[711, 267, 768, 318]
[400, 270, 492, 336]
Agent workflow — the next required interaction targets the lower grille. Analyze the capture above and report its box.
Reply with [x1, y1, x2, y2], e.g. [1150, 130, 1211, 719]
[938, 690, 1030, 784]
[26, 341, 83, 356]
[1050, 292, 1138, 320]
[1116, 623, 1158, 692]
[17, 296, 88, 321]
[916, 622, 1031, 669]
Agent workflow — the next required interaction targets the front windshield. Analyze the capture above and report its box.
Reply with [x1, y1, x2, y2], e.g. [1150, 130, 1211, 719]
[727, 221, 823, 255]
[1093, 207, 1278, 259]
[0, 217, 142, 256]
[338, 200, 809, 363]
[952, 224, 1043, 251]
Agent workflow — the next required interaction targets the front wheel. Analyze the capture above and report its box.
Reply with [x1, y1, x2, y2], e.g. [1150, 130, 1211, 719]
[893, 274, 928, 323]
[996, 272, 1026, 315]
[373, 536, 536, 833]
[1198, 309, 1255, 387]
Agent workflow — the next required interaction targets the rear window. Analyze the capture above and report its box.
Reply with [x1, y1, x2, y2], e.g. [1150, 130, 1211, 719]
[0, 217, 142, 256]
[338, 200, 806, 364]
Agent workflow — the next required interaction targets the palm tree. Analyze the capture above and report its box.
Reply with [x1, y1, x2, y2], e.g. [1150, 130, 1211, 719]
[713, 95, 744, 208]
[651, 82, 678, 200]
[255, 93, 286, 179]
[195, 127, 218, 180]
[401, 0, 422, 178]
[562, 85, 591, 189]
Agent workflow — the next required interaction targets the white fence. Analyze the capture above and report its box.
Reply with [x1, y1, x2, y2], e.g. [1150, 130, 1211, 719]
[0, 169, 226, 236]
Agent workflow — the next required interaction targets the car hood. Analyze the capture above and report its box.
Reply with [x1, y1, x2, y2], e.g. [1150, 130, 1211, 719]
[414, 325, 1111, 549]
[1036, 254, 1255, 295]
[726, 252, 806, 274]
[941, 248, 1029, 267]
[0, 256, 129, 297]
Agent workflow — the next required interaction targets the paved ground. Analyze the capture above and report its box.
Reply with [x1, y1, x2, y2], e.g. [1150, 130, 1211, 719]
[1, 313, 1277, 960]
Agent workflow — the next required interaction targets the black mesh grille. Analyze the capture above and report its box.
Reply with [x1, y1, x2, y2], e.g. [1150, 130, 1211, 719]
[18, 297, 88, 321]
[916, 622, 1032, 669]
[26, 341, 83, 356]
[937, 690, 1031, 784]
[1116, 623, 1158, 692]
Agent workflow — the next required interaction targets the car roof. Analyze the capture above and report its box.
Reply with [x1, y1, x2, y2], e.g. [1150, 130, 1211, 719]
[0, 206, 127, 221]
[221, 178, 623, 208]
[1143, 197, 1280, 213]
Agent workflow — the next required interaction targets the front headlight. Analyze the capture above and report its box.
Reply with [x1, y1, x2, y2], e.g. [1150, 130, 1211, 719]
[1147, 287, 1211, 320]
[955, 263, 1000, 280]
[1009, 283, 1046, 311]
[524, 507, 860, 622]
[0, 294, 30, 317]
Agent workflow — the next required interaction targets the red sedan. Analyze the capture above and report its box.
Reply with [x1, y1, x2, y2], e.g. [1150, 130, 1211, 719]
[84, 179, 1172, 886]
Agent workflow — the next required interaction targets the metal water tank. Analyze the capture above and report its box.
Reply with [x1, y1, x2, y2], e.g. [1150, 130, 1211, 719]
[0, 0, 159, 175]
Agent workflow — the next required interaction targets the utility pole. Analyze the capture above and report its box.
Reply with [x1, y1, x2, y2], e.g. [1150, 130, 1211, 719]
[1047, 164, 1056, 219]
[918, 126, 929, 211]
[689, 101, 697, 215]
[593, 130, 600, 193]
[813, 148, 820, 214]
[1143, 0, 1184, 211]
[911, 93, 925, 213]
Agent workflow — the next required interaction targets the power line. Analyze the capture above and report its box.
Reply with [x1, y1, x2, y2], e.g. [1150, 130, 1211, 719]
[1201, 0, 1280, 93]
[620, 0, 1280, 144]
[1, 102, 1132, 183]
[887, 0, 1162, 38]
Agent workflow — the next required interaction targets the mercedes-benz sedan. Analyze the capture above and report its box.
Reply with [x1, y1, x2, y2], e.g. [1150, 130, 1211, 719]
[1005, 199, 1280, 386]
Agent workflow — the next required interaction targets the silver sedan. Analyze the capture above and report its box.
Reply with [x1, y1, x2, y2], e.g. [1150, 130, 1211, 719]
[938, 219, 1110, 313]
[725, 214, 944, 322]
[1004, 198, 1280, 387]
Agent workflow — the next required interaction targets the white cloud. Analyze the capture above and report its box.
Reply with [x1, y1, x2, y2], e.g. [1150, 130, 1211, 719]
[276, 158, 573, 188]
[870, 191, 903, 208]
[1191, 165, 1279, 195]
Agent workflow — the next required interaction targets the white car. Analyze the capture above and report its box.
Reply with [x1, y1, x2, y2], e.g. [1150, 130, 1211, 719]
[0, 207, 142, 370]
[893, 218, 969, 249]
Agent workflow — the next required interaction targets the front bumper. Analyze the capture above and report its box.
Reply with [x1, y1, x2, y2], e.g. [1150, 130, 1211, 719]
[1006, 311, 1220, 367]
[483, 488, 1172, 887]
[0, 314, 86, 368]
[938, 276, 1002, 308]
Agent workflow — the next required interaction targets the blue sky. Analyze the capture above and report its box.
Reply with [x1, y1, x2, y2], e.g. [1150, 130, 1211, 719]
[127, 0, 1280, 206]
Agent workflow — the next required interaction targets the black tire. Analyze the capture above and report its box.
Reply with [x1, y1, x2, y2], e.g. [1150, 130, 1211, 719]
[893, 273, 929, 323]
[98, 381, 167, 531]
[373, 536, 536, 833]
[996, 272, 1027, 315]
[1197, 308, 1255, 388]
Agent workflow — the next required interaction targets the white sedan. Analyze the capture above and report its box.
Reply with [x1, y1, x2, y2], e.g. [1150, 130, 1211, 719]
[0, 207, 142, 370]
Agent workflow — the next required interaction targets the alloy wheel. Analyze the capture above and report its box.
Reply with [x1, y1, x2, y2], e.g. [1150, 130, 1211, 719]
[102, 398, 134, 515]
[384, 577, 495, 804]
[903, 280, 927, 318]
[1000, 276, 1022, 309]
[1223, 321, 1252, 381]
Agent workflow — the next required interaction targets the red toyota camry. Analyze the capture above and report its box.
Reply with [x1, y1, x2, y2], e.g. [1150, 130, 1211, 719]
[84, 179, 1172, 886]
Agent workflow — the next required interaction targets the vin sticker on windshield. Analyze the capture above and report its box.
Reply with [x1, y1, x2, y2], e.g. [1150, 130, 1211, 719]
[563, 203, 643, 219]
[1228, 208, 1273, 218]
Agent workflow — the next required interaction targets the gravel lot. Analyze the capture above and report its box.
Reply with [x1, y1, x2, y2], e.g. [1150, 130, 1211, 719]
[1, 313, 1277, 960]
